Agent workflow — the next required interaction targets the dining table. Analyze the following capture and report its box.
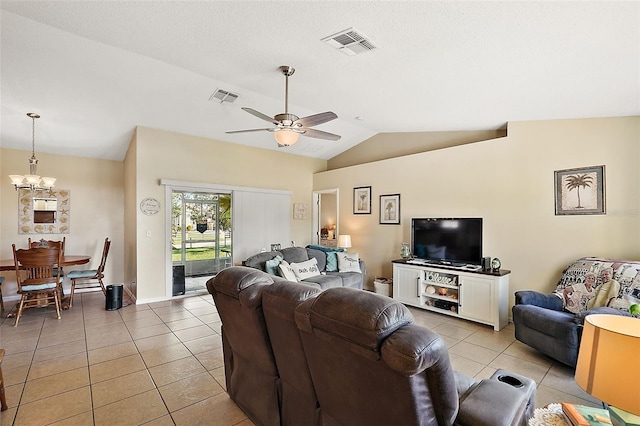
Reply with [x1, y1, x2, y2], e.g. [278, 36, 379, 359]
[0, 255, 91, 313]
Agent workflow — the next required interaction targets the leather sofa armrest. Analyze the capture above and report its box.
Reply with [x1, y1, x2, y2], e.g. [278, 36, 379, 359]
[515, 290, 563, 311]
[456, 379, 528, 426]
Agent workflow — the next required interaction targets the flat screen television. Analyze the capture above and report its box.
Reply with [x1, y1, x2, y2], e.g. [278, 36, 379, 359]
[411, 218, 483, 266]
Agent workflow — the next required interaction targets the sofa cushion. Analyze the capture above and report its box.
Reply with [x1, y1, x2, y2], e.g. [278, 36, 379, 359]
[302, 274, 343, 290]
[265, 255, 283, 276]
[278, 260, 298, 282]
[244, 251, 281, 272]
[291, 258, 321, 281]
[280, 247, 309, 264]
[305, 247, 327, 271]
[336, 252, 361, 273]
[325, 252, 339, 272]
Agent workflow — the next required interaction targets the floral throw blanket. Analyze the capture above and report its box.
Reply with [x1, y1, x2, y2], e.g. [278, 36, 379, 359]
[553, 257, 640, 314]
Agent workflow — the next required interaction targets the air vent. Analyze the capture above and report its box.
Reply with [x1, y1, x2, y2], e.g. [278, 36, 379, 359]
[209, 89, 239, 103]
[322, 27, 378, 56]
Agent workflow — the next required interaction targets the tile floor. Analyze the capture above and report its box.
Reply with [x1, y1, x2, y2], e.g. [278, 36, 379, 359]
[0, 289, 598, 425]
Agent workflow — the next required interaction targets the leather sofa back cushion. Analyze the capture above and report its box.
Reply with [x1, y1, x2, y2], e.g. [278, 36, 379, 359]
[304, 287, 413, 351]
[305, 247, 327, 271]
[212, 266, 274, 300]
[244, 251, 280, 271]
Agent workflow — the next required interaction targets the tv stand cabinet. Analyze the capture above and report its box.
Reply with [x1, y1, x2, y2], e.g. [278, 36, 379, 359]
[392, 260, 510, 331]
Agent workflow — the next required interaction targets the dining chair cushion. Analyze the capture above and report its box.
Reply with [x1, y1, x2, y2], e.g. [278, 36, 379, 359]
[68, 270, 99, 279]
[21, 282, 57, 291]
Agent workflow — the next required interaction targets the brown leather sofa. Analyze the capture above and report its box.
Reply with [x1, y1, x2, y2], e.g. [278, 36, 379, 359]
[208, 266, 535, 426]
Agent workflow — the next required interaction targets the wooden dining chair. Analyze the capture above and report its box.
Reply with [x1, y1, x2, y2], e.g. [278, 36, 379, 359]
[0, 348, 7, 411]
[68, 238, 111, 307]
[12, 244, 63, 326]
[28, 237, 65, 278]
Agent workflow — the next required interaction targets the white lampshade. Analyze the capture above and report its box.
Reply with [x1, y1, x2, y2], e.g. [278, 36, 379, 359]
[9, 175, 25, 185]
[337, 234, 352, 249]
[41, 176, 56, 187]
[25, 174, 42, 185]
[575, 314, 640, 416]
[274, 129, 299, 146]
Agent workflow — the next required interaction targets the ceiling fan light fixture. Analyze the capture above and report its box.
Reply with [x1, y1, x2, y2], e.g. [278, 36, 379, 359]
[274, 129, 299, 146]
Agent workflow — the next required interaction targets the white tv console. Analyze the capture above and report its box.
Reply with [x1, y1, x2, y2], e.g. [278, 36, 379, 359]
[392, 259, 510, 331]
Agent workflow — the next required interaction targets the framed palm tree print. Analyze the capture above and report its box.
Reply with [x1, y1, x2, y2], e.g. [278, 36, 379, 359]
[379, 194, 400, 224]
[554, 165, 605, 215]
[353, 186, 371, 214]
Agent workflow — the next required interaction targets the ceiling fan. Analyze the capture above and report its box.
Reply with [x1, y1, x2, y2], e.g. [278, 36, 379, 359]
[226, 66, 341, 147]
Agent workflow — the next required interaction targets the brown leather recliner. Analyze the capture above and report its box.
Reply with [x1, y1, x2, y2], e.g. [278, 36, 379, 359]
[206, 267, 280, 426]
[263, 281, 323, 425]
[295, 287, 535, 426]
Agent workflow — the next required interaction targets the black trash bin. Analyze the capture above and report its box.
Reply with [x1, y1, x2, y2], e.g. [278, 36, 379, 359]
[173, 265, 185, 296]
[106, 284, 123, 310]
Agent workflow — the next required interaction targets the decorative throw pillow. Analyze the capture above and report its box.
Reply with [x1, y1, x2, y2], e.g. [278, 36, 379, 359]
[290, 258, 321, 281]
[337, 252, 361, 273]
[265, 255, 283, 276]
[326, 252, 339, 272]
[278, 260, 298, 282]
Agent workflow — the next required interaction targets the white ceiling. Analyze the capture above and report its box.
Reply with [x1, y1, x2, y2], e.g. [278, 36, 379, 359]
[1, 1, 638, 162]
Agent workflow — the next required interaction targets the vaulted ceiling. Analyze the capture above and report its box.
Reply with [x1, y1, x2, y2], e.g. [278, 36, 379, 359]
[1, 1, 638, 161]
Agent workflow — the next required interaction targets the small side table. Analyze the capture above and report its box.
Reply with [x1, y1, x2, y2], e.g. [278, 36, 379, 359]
[528, 403, 569, 426]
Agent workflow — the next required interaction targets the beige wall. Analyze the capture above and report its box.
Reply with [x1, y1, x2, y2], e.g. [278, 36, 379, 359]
[0, 148, 124, 299]
[314, 117, 640, 310]
[130, 127, 327, 302]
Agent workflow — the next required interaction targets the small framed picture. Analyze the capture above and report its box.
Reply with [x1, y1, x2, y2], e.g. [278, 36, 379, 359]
[293, 203, 307, 220]
[379, 194, 400, 225]
[353, 186, 371, 214]
[554, 165, 606, 215]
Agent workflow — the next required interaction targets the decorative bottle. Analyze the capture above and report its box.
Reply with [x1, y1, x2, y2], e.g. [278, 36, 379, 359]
[400, 243, 411, 259]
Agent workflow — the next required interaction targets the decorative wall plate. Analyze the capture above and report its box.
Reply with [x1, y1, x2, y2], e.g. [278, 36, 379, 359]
[140, 197, 161, 215]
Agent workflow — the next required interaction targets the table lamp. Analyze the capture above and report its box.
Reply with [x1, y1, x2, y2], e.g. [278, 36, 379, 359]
[337, 234, 352, 251]
[575, 314, 640, 425]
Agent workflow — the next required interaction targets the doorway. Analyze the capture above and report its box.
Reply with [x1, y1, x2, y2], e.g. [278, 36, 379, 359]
[312, 189, 339, 247]
[171, 191, 232, 294]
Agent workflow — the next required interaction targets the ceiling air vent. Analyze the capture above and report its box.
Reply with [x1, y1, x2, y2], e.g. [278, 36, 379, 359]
[209, 89, 239, 103]
[322, 27, 378, 56]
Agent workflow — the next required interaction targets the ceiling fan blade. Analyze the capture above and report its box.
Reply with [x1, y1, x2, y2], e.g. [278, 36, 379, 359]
[301, 128, 341, 141]
[294, 111, 338, 128]
[242, 107, 278, 124]
[226, 128, 273, 134]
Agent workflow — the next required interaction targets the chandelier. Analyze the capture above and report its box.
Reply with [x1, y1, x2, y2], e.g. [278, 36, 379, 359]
[9, 113, 56, 191]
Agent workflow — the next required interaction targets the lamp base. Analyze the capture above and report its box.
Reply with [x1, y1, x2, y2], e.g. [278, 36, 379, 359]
[609, 407, 640, 426]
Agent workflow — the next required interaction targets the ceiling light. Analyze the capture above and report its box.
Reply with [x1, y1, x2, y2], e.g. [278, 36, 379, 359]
[274, 129, 300, 146]
[9, 113, 56, 191]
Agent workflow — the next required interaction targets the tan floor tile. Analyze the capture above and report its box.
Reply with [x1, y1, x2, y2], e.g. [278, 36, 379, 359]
[48, 409, 94, 425]
[432, 323, 475, 340]
[84, 322, 128, 338]
[0, 327, 41, 344]
[28, 351, 88, 380]
[4, 364, 30, 386]
[33, 339, 87, 363]
[449, 353, 485, 377]
[90, 353, 146, 383]
[140, 343, 192, 368]
[194, 347, 224, 371]
[88, 341, 138, 365]
[185, 306, 218, 317]
[0, 336, 39, 355]
[535, 384, 599, 409]
[540, 372, 599, 404]
[86, 328, 132, 351]
[165, 317, 205, 331]
[92, 369, 156, 408]
[197, 313, 221, 325]
[210, 366, 226, 391]
[463, 328, 515, 352]
[503, 340, 554, 368]
[156, 310, 196, 322]
[152, 304, 187, 314]
[173, 324, 216, 342]
[209, 321, 222, 334]
[120, 309, 158, 322]
[94, 389, 168, 426]
[3, 382, 24, 410]
[13, 386, 92, 426]
[182, 334, 222, 354]
[159, 371, 224, 412]
[135, 333, 182, 352]
[127, 323, 172, 340]
[143, 414, 176, 426]
[22, 367, 90, 403]
[474, 366, 498, 381]
[123, 316, 164, 329]
[1, 351, 34, 370]
[0, 407, 18, 426]
[448, 341, 500, 365]
[170, 390, 246, 425]
[148, 355, 207, 387]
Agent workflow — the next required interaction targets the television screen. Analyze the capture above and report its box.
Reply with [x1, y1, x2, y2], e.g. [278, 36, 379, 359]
[411, 218, 483, 265]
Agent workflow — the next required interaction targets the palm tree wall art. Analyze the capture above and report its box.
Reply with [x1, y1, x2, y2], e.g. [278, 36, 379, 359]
[555, 165, 605, 215]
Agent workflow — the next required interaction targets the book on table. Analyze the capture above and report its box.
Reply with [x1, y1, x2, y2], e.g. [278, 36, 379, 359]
[561, 402, 612, 426]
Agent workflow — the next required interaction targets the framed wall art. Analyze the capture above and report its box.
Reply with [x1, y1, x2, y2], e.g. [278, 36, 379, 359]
[379, 194, 400, 225]
[353, 186, 371, 214]
[554, 165, 605, 215]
